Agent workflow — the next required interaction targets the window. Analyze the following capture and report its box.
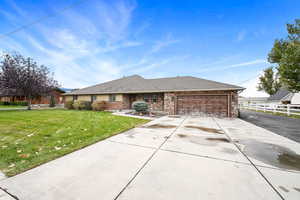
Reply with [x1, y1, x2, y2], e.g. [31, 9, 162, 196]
[152, 94, 158, 103]
[91, 95, 97, 102]
[143, 95, 150, 102]
[109, 94, 116, 102]
[73, 95, 78, 101]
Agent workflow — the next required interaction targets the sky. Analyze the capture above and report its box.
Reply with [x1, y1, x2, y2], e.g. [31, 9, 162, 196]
[0, 0, 299, 97]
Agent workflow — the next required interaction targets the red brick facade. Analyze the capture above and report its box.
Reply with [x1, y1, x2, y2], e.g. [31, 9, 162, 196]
[67, 90, 238, 117]
[164, 92, 176, 115]
[123, 93, 164, 111]
[112, 90, 238, 117]
[105, 101, 123, 110]
[0, 90, 64, 105]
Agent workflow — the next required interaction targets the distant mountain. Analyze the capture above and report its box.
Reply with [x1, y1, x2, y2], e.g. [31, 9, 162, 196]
[59, 88, 77, 93]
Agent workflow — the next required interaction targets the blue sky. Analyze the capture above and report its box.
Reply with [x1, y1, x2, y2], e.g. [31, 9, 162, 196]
[0, 0, 299, 96]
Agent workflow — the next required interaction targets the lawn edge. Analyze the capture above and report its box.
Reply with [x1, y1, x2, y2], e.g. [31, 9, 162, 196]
[2, 114, 151, 177]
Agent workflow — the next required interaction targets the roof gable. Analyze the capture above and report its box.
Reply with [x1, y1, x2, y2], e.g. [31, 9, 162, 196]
[268, 89, 291, 101]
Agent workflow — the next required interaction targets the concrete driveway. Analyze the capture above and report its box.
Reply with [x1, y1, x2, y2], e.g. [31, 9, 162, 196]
[1, 116, 300, 200]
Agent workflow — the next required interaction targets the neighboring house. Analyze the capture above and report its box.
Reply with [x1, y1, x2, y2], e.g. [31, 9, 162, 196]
[268, 89, 300, 104]
[0, 88, 65, 104]
[64, 75, 244, 117]
[239, 97, 268, 106]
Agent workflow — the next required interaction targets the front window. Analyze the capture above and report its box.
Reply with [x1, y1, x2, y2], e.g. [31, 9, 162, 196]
[143, 94, 150, 102]
[91, 95, 97, 102]
[109, 94, 116, 102]
[152, 94, 158, 103]
[73, 95, 78, 101]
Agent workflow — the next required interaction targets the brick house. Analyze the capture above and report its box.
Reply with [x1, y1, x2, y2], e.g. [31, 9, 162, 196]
[0, 88, 65, 104]
[64, 75, 244, 117]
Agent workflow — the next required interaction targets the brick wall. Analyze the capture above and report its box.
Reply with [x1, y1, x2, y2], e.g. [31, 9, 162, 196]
[134, 93, 164, 111]
[106, 101, 123, 110]
[164, 92, 176, 115]
[231, 91, 239, 117]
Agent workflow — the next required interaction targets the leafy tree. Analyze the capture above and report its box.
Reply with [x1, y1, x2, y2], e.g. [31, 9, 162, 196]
[257, 67, 281, 95]
[49, 95, 56, 107]
[268, 19, 300, 92]
[0, 52, 59, 109]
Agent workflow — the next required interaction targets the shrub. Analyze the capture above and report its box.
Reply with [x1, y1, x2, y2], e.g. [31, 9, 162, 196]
[73, 100, 92, 110]
[0, 101, 28, 106]
[132, 101, 148, 113]
[3, 101, 10, 105]
[64, 100, 74, 109]
[91, 101, 107, 111]
[18, 101, 28, 106]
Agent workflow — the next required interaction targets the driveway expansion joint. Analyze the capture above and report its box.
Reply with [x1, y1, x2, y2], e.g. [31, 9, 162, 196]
[159, 149, 252, 166]
[0, 187, 19, 200]
[255, 164, 300, 174]
[113, 116, 188, 200]
[213, 117, 286, 200]
[108, 140, 157, 150]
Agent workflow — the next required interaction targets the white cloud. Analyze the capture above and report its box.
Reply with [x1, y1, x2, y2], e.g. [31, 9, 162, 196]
[0, 0, 143, 88]
[150, 33, 180, 53]
[4, 0, 27, 17]
[236, 30, 247, 42]
[0, 0, 187, 88]
[197, 59, 267, 73]
[94, 0, 136, 42]
[240, 72, 269, 97]
[130, 55, 189, 74]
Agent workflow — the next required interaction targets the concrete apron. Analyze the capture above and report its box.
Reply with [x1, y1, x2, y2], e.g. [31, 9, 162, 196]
[0, 116, 299, 200]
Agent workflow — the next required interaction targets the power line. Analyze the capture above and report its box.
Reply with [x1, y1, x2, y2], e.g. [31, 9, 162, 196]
[0, 0, 91, 39]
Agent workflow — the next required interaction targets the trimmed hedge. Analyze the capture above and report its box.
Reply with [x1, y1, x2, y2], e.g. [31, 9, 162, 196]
[73, 100, 92, 110]
[91, 101, 107, 111]
[0, 101, 28, 106]
[64, 100, 74, 109]
[132, 101, 148, 113]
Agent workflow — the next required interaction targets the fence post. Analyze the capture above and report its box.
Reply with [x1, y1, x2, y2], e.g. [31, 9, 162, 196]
[263, 104, 266, 112]
[255, 104, 258, 111]
[273, 105, 276, 113]
[287, 104, 290, 116]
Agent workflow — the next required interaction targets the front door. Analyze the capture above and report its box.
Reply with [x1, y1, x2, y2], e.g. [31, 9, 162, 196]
[129, 94, 137, 108]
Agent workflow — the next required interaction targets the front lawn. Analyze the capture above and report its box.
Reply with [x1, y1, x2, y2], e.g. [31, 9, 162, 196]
[0, 110, 149, 176]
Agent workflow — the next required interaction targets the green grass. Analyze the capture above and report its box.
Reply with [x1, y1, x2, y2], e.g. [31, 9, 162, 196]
[244, 108, 300, 119]
[0, 105, 26, 109]
[0, 110, 149, 176]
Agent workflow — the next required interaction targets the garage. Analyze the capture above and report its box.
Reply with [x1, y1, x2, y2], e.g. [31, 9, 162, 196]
[176, 95, 229, 117]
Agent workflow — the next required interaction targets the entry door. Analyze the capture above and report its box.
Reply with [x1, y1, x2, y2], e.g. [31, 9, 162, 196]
[129, 95, 137, 108]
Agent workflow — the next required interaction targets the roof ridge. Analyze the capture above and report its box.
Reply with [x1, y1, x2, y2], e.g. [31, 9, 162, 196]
[65, 74, 244, 95]
[73, 75, 144, 91]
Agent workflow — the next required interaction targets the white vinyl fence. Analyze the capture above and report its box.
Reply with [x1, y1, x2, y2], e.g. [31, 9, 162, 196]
[239, 103, 300, 116]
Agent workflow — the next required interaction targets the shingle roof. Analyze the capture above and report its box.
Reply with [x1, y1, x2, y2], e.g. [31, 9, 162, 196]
[268, 89, 291, 101]
[65, 75, 244, 95]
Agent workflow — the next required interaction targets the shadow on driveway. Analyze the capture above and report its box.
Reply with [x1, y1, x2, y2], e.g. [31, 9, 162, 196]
[239, 109, 300, 143]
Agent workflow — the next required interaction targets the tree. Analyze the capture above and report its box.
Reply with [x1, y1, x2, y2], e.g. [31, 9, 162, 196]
[268, 19, 300, 92]
[0, 52, 59, 109]
[257, 67, 281, 95]
[49, 95, 56, 107]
